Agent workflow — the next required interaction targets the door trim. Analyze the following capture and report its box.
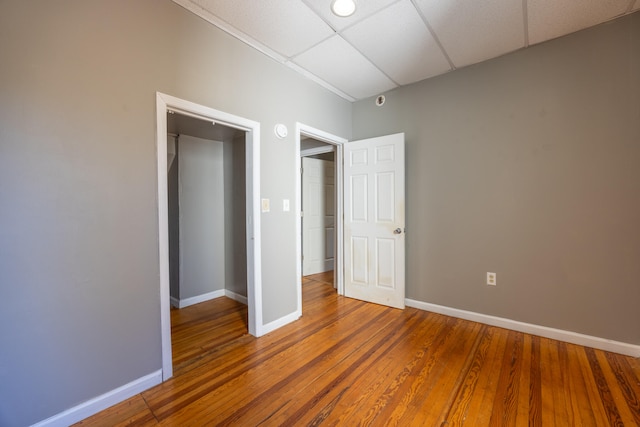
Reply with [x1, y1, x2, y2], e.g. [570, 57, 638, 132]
[156, 92, 262, 381]
[296, 123, 347, 314]
[301, 144, 335, 157]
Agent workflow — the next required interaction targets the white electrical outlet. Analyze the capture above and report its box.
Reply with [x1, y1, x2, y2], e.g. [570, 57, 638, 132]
[283, 199, 290, 212]
[487, 272, 497, 286]
[261, 198, 270, 213]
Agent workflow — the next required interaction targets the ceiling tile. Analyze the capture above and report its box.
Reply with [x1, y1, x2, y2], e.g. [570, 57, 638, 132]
[342, 0, 451, 85]
[414, 0, 525, 68]
[292, 35, 397, 99]
[176, 0, 639, 101]
[528, 0, 630, 44]
[303, 0, 399, 31]
[192, 0, 334, 57]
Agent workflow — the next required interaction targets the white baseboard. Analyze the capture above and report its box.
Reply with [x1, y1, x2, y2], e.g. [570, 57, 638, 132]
[406, 299, 640, 358]
[172, 289, 247, 308]
[31, 370, 162, 427]
[258, 310, 301, 336]
[225, 290, 248, 305]
[175, 289, 225, 308]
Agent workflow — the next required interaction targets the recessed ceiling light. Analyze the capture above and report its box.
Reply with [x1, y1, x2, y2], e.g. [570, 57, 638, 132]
[331, 0, 356, 17]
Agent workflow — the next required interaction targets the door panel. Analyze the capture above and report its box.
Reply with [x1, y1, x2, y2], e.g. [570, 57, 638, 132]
[344, 133, 405, 309]
[302, 157, 335, 275]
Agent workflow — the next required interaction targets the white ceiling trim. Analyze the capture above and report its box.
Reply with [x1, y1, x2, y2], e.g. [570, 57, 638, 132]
[285, 61, 356, 102]
[172, 0, 287, 64]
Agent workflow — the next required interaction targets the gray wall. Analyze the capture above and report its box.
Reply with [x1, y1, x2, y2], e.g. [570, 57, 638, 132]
[168, 135, 180, 300]
[353, 12, 640, 345]
[0, 0, 351, 425]
[171, 132, 247, 302]
[178, 135, 225, 299]
[224, 135, 248, 297]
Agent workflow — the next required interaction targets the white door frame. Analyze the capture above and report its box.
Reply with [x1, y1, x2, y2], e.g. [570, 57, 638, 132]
[295, 123, 347, 314]
[156, 92, 262, 381]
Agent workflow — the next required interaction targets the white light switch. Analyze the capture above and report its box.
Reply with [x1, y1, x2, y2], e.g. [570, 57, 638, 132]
[283, 199, 290, 212]
[261, 198, 270, 213]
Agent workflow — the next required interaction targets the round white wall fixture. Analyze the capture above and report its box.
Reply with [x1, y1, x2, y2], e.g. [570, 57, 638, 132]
[274, 123, 288, 139]
[375, 95, 385, 106]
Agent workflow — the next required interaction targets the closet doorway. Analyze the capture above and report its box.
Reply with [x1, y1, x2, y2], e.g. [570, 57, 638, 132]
[295, 123, 347, 316]
[301, 143, 335, 277]
[156, 93, 262, 381]
[166, 112, 248, 373]
[166, 112, 247, 309]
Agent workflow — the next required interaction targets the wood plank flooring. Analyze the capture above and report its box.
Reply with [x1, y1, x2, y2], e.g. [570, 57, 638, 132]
[170, 295, 248, 376]
[76, 272, 640, 426]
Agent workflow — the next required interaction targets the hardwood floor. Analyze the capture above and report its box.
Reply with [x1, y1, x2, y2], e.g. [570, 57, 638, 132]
[170, 296, 248, 376]
[77, 272, 640, 426]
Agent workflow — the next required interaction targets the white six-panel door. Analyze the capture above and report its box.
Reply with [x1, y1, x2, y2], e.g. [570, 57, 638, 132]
[302, 157, 335, 276]
[344, 133, 405, 309]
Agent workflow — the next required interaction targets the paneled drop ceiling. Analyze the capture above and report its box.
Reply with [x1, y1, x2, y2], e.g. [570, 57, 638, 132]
[173, 0, 640, 101]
